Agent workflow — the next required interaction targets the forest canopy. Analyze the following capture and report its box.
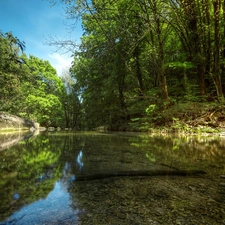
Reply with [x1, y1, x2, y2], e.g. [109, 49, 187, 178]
[2, 0, 225, 131]
[0, 30, 80, 128]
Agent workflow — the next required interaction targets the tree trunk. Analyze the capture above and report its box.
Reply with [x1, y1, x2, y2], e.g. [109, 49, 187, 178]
[152, 0, 169, 101]
[213, 0, 224, 100]
[134, 14, 145, 95]
[116, 48, 126, 112]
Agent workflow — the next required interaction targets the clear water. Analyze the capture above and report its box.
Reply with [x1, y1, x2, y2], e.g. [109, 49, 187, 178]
[0, 182, 78, 225]
[0, 131, 225, 224]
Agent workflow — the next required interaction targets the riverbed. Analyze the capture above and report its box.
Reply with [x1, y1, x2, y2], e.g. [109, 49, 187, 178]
[0, 131, 224, 224]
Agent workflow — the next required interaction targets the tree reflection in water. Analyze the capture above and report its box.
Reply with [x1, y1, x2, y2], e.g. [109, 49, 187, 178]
[0, 132, 225, 224]
[0, 181, 79, 225]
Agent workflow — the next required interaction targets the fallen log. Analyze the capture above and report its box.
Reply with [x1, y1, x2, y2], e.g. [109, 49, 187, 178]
[74, 169, 206, 181]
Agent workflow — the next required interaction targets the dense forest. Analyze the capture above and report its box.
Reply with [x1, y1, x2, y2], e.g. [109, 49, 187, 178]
[0, 31, 81, 129]
[1, 0, 225, 131]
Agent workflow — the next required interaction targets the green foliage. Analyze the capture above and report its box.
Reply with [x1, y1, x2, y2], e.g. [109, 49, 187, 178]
[63, 0, 222, 130]
[25, 94, 62, 125]
[165, 61, 195, 70]
[19, 55, 65, 126]
[0, 32, 66, 126]
[4, 0, 225, 130]
[146, 105, 156, 116]
[146, 153, 156, 162]
[61, 70, 82, 129]
[0, 31, 26, 112]
[171, 117, 190, 132]
[0, 134, 64, 219]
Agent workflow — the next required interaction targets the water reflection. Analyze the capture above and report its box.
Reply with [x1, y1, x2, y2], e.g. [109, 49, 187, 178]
[0, 131, 34, 151]
[130, 134, 225, 176]
[0, 182, 79, 225]
[0, 132, 225, 224]
[76, 150, 83, 171]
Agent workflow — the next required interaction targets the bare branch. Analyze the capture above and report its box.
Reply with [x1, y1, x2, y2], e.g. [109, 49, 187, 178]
[44, 35, 80, 54]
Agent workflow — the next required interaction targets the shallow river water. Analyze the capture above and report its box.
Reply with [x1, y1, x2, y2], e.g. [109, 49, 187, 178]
[0, 131, 225, 224]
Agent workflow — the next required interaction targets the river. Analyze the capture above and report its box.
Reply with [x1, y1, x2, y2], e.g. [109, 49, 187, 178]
[0, 131, 225, 224]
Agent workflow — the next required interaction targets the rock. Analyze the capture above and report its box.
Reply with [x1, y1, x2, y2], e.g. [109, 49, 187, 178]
[207, 198, 216, 203]
[132, 186, 148, 197]
[116, 212, 126, 219]
[48, 127, 55, 131]
[30, 126, 35, 132]
[0, 132, 34, 151]
[219, 182, 225, 187]
[188, 186, 197, 191]
[0, 112, 38, 131]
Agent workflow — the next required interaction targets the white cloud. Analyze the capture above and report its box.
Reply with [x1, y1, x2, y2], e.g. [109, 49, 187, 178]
[25, 36, 74, 76]
[48, 53, 73, 76]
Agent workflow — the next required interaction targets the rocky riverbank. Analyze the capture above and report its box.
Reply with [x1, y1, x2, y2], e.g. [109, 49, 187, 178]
[0, 112, 39, 131]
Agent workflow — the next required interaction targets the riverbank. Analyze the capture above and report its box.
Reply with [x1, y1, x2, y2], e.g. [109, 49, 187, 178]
[127, 102, 225, 135]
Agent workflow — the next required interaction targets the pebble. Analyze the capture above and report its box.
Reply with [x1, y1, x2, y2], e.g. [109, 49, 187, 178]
[71, 176, 225, 225]
[175, 220, 182, 225]
[116, 212, 126, 219]
[207, 198, 216, 203]
[188, 186, 196, 191]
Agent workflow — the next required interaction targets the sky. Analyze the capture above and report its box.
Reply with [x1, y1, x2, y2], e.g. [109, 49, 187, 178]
[0, 0, 83, 76]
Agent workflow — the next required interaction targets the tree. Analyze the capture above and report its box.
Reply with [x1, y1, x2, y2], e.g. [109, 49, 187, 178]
[47, 0, 225, 130]
[212, 0, 223, 99]
[0, 31, 26, 112]
[20, 55, 65, 126]
[61, 69, 82, 129]
[0, 30, 74, 127]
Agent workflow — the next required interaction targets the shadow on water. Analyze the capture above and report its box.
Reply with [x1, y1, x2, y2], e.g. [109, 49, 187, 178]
[0, 131, 225, 224]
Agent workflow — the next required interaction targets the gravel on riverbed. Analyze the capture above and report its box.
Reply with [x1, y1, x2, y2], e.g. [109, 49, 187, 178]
[71, 175, 225, 225]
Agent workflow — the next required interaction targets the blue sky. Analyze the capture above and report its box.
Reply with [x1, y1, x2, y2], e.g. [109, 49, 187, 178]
[0, 0, 83, 75]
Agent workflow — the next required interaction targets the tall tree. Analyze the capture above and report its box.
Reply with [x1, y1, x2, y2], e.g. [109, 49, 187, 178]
[61, 70, 82, 129]
[0, 31, 26, 112]
[21, 55, 65, 126]
[212, 0, 223, 99]
[46, 0, 225, 129]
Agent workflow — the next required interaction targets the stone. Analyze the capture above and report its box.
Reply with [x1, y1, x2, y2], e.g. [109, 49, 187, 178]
[30, 126, 35, 132]
[188, 186, 197, 191]
[48, 127, 55, 131]
[0, 112, 39, 131]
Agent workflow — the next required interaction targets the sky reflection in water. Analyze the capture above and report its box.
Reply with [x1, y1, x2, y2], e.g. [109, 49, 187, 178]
[0, 181, 79, 225]
[1, 132, 225, 224]
[77, 150, 84, 171]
